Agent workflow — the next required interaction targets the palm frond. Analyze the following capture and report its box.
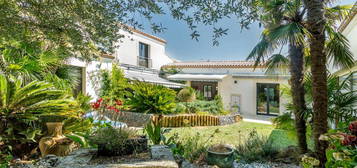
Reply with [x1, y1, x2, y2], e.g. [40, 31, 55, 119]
[265, 54, 290, 75]
[246, 33, 277, 67]
[325, 5, 353, 22]
[326, 26, 355, 69]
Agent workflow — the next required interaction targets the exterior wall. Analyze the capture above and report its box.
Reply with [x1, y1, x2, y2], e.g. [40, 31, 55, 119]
[66, 29, 175, 99]
[114, 30, 174, 70]
[217, 75, 288, 116]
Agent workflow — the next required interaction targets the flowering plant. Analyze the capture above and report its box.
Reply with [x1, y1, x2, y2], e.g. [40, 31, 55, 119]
[91, 98, 123, 113]
[322, 120, 357, 167]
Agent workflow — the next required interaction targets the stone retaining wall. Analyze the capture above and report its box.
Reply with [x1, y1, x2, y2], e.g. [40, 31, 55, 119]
[116, 111, 153, 127]
[116, 112, 242, 127]
[218, 114, 243, 125]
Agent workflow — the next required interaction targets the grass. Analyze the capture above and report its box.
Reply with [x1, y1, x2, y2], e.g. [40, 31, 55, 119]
[165, 121, 311, 149]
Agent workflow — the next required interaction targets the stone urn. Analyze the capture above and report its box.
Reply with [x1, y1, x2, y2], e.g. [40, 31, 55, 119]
[39, 122, 76, 157]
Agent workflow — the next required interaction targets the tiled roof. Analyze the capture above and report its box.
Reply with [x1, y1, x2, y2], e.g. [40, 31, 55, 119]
[338, 2, 357, 32]
[162, 61, 265, 69]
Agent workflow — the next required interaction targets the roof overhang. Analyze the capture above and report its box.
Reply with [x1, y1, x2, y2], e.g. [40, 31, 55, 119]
[124, 70, 184, 88]
[167, 74, 227, 82]
[232, 73, 290, 79]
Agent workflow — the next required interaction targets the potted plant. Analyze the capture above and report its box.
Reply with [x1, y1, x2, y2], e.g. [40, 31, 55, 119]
[90, 127, 148, 156]
[207, 144, 235, 168]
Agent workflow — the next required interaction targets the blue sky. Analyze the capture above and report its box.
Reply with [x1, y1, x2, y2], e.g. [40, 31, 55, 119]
[144, 0, 356, 61]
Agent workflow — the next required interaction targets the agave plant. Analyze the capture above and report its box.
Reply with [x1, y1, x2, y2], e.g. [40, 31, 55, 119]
[0, 74, 79, 157]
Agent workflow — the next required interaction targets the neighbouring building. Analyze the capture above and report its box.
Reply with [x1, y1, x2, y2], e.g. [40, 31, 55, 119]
[163, 61, 289, 117]
[65, 28, 184, 99]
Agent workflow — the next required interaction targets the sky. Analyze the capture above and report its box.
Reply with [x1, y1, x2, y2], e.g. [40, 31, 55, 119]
[143, 0, 356, 62]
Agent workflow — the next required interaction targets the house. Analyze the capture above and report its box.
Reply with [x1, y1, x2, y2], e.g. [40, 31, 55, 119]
[332, 3, 357, 87]
[65, 28, 184, 99]
[163, 61, 289, 117]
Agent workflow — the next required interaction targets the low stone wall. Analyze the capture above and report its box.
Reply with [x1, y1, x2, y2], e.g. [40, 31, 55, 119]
[115, 112, 242, 127]
[116, 111, 153, 127]
[218, 114, 243, 125]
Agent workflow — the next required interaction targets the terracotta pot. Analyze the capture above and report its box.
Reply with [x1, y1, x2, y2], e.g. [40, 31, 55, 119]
[39, 122, 75, 157]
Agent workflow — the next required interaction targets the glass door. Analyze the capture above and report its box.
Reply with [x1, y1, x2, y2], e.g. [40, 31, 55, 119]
[256, 83, 280, 115]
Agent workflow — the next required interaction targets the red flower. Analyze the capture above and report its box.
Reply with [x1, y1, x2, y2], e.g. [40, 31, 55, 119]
[91, 102, 100, 109]
[341, 134, 357, 146]
[115, 100, 123, 106]
[348, 121, 357, 135]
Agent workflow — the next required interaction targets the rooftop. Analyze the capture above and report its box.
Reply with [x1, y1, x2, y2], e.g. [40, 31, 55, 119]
[162, 61, 265, 69]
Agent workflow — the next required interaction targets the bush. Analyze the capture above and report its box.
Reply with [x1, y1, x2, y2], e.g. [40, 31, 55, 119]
[90, 127, 137, 150]
[236, 129, 278, 163]
[177, 87, 196, 102]
[128, 81, 176, 114]
[272, 112, 295, 130]
[166, 129, 219, 163]
[176, 100, 224, 115]
[0, 75, 81, 158]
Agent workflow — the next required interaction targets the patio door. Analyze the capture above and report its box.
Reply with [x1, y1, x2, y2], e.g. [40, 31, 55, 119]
[256, 83, 279, 115]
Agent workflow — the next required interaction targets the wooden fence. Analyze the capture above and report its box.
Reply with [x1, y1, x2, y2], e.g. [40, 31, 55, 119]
[151, 115, 220, 127]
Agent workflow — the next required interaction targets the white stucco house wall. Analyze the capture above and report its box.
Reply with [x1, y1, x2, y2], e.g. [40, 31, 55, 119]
[65, 28, 183, 100]
[163, 61, 289, 117]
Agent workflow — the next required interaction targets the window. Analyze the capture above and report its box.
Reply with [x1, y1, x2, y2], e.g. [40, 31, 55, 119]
[138, 42, 149, 67]
[204, 85, 212, 98]
[256, 83, 280, 115]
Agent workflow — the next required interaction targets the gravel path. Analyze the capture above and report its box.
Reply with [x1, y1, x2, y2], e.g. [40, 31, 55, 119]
[234, 161, 301, 168]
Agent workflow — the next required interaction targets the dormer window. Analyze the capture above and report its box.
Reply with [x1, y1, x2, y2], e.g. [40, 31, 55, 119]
[138, 42, 150, 68]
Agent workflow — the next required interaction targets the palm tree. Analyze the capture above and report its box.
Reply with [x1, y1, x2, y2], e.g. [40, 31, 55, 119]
[303, 0, 328, 165]
[0, 74, 79, 157]
[247, 0, 353, 155]
[304, 73, 357, 127]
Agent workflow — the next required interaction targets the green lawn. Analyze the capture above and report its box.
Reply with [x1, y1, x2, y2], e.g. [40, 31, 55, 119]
[165, 121, 307, 149]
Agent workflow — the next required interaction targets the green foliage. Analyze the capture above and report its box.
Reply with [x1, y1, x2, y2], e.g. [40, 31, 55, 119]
[0, 74, 80, 157]
[99, 70, 112, 97]
[177, 87, 196, 102]
[63, 117, 94, 148]
[128, 81, 176, 114]
[236, 129, 278, 163]
[0, 151, 12, 168]
[304, 73, 357, 124]
[272, 112, 295, 130]
[145, 120, 166, 145]
[166, 129, 218, 163]
[90, 127, 137, 150]
[323, 120, 357, 168]
[75, 93, 92, 114]
[176, 99, 225, 115]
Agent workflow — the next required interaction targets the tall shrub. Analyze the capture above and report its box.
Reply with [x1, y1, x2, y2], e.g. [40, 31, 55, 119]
[0, 75, 79, 157]
[128, 81, 176, 114]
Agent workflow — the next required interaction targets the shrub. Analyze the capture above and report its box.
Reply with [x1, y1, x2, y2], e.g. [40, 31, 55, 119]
[272, 112, 295, 130]
[90, 127, 137, 150]
[145, 120, 163, 145]
[323, 120, 357, 168]
[0, 75, 80, 158]
[166, 129, 218, 163]
[128, 81, 176, 114]
[176, 100, 224, 115]
[177, 87, 196, 102]
[236, 129, 278, 163]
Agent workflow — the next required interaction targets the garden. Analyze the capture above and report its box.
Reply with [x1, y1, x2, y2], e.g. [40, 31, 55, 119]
[1, 0, 357, 168]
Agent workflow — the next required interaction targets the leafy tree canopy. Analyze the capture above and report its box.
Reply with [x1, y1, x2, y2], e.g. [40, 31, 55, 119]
[0, 0, 252, 61]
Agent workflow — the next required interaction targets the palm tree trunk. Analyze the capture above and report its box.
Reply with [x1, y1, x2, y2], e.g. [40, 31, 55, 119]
[288, 44, 308, 154]
[303, 0, 329, 166]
